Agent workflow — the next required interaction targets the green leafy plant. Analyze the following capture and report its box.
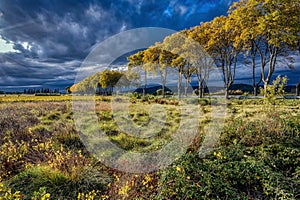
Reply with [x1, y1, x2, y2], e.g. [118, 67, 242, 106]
[261, 75, 288, 105]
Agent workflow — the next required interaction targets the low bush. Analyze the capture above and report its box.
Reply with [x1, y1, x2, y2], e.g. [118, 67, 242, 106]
[156, 108, 300, 199]
[157, 142, 300, 199]
[229, 89, 243, 95]
[8, 165, 68, 199]
[8, 164, 111, 200]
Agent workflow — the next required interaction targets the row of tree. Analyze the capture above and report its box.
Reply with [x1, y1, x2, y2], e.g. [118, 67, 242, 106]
[69, 70, 140, 95]
[127, 0, 300, 99]
[70, 0, 299, 98]
[23, 88, 60, 94]
[127, 34, 214, 98]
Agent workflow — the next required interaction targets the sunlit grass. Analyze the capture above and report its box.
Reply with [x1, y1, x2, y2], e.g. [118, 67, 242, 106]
[0, 98, 299, 199]
[0, 94, 112, 102]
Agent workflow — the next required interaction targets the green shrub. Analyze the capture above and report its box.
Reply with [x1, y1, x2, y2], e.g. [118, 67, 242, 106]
[157, 143, 300, 199]
[8, 165, 111, 200]
[220, 110, 300, 147]
[131, 92, 140, 99]
[8, 165, 68, 199]
[198, 98, 210, 106]
[0, 182, 23, 200]
[54, 130, 85, 150]
[229, 89, 243, 95]
[261, 75, 288, 105]
[110, 133, 152, 151]
[31, 187, 51, 200]
[156, 109, 300, 200]
[43, 112, 61, 121]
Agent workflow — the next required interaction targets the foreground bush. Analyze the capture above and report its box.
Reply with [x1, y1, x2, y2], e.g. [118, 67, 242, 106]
[7, 164, 111, 200]
[156, 110, 300, 199]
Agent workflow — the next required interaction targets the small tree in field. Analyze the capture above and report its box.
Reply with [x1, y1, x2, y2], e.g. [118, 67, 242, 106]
[99, 70, 123, 95]
[261, 75, 288, 105]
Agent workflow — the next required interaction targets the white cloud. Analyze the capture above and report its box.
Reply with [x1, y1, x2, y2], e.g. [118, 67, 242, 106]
[178, 5, 188, 15]
[0, 38, 18, 53]
[86, 5, 103, 20]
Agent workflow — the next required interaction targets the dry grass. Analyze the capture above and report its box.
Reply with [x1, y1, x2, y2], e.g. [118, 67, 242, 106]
[0, 98, 299, 199]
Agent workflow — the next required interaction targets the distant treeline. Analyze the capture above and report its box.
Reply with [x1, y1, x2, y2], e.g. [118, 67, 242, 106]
[23, 88, 60, 94]
[0, 88, 60, 95]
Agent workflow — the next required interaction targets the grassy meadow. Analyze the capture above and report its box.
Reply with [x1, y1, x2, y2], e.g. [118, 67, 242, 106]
[0, 95, 299, 199]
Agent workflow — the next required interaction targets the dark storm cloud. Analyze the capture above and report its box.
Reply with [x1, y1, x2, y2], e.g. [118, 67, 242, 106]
[0, 0, 231, 58]
[233, 53, 300, 85]
[0, 0, 233, 89]
[0, 53, 81, 87]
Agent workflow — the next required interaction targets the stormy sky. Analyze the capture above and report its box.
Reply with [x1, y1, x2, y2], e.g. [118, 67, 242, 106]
[0, 0, 299, 91]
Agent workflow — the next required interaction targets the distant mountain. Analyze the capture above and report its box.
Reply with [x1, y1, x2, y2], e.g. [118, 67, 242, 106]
[134, 84, 172, 95]
[229, 84, 254, 93]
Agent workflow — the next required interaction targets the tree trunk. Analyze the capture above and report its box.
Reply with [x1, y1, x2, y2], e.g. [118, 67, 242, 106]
[161, 68, 167, 98]
[161, 76, 166, 98]
[143, 70, 147, 97]
[250, 40, 257, 96]
[184, 77, 188, 97]
[263, 81, 268, 98]
[252, 57, 256, 96]
[253, 85, 258, 96]
[262, 48, 277, 98]
[178, 72, 182, 99]
[254, 76, 262, 96]
[296, 82, 300, 96]
[162, 80, 166, 98]
[225, 85, 229, 99]
[198, 82, 203, 98]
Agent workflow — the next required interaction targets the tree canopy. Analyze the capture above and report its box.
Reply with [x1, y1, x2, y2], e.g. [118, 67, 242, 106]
[72, 0, 300, 98]
[126, 0, 299, 99]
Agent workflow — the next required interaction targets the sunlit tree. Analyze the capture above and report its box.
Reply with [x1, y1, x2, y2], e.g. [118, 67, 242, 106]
[159, 48, 175, 97]
[258, 0, 300, 95]
[127, 51, 147, 96]
[229, 0, 300, 96]
[202, 16, 242, 99]
[163, 32, 188, 99]
[228, 0, 263, 96]
[99, 70, 123, 95]
[184, 29, 214, 98]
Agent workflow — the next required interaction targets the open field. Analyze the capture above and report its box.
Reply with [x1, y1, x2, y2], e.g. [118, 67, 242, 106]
[0, 96, 299, 199]
[0, 95, 113, 103]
